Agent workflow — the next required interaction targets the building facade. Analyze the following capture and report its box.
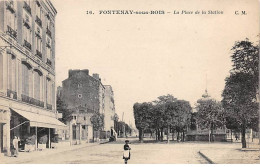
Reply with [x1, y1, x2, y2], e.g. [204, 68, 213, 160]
[59, 69, 117, 143]
[60, 69, 104, 144]
[104, 85, 115, 133]
[0, 0, 65, 156]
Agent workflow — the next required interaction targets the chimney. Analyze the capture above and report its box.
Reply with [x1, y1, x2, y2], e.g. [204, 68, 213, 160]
[68, 69, 80, 78]
[92, 73, 99, 80]
[82, 69, 89, 76]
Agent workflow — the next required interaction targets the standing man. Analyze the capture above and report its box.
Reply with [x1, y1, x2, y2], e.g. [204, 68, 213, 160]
[12, 136, 20, 157]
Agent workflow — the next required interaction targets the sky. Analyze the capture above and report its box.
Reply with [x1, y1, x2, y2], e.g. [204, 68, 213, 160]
[51, 0, 259, 127]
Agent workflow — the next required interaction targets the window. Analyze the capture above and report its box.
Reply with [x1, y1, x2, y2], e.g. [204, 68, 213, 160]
[46, 37, 52, 61]
[78, 83, 82, 88]
[33, 70, 42, 101]
[5, 0, 17, 39]
[35, 26, 42, 58]
[23, 14, 32, 49]
[0, 54, 3, 90]
[8, 54, 16, 91]
[36, 2, 41, 19]
[22, 62, 31, 96]
[35, 3, 42, 27]
[46, 78, 52, 105]
[23, 0, 31, 14]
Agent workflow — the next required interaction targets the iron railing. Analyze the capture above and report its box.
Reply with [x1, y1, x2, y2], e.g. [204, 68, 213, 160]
[47, 103, 52, 110]
[21, 94, 44, 108]
[46, 58, 52, 66]
[23, 1, 31, 14]
[36, 49, 42, 59]
[6, 25, 17, 39]
[35, 15, 42, 27]
[46, 27, 51, 37]
[7, 89, 17, 99]
[24, 40, 31, 50]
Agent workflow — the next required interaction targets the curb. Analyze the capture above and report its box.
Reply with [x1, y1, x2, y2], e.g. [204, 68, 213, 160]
[198, 151, 215, 164]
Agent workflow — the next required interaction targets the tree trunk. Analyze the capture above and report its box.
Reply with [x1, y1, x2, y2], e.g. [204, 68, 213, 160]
[160, 128, 163, 141]
[231, 129, 233, 143]
[172, 130, 174, 141]
[241, 125, 246, 148]
[182, 131, 185, 142]
[177, 131, 179, 142]
[157, 129, 160, 141]
[93, 130, 95, 143]
[155, 130, 158, 141]
[211, 128, 214, 142]
[167, 125, 170, 144]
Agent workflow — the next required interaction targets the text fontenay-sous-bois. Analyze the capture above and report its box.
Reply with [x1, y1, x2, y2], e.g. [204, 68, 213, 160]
[85, 10, 226, 15]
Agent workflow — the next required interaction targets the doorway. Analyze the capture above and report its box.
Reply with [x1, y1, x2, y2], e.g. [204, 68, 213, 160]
[0, 123, 4, 152]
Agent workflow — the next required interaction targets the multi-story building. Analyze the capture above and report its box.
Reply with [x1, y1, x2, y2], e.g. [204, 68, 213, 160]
[0, 0, 65, 156]
[59, 69, 117, 144]
[104, 85, 115, 133]
[60, 69, 104, 144]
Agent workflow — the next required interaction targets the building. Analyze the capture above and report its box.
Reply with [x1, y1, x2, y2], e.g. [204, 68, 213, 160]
[59, 69, 117, 143]
[0, 0, 66, 156]
[104, 85, 115, 134]
[60, 69, 104, 144]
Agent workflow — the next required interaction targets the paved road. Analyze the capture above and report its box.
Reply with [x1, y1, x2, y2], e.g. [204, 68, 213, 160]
[17, 138, 209, 164]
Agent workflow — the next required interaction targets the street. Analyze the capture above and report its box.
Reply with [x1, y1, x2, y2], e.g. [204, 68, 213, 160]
[1, 138, 213, 164]
[2, 138, 259, 164]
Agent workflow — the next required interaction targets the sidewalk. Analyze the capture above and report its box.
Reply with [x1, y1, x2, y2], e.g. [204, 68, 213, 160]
[1, 141, 109, 164]
[199, 141, 260, 164]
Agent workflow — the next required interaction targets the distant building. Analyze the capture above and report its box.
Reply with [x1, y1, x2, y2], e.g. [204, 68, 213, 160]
[0, 0, 66, 156]
[59, 69, 117, 143]
[60, 69, 103, 144]
[104, 85, 116, 133]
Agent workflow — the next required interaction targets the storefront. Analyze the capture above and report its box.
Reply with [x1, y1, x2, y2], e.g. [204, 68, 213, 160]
[9, 108, 66, 153]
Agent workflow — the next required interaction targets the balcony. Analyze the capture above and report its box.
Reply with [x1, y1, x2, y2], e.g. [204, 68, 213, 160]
[46, 27, 51, 37]
[23, 40, 31, 50]
[7, 89, 17, 100]
[35, 15, 42, 27]
[6, 1, 15, 13]
[23, 1, 31, 14]
[23, 19, 31, 29]
[21, 94, 44, 108]
[47, 103, 52, 110]
[46, 58, 52, 66]
[36, 49, 42, 59]
[6, 25, 17, 39]
[31, 98, 44, 108]
[36, 0, 40, 7]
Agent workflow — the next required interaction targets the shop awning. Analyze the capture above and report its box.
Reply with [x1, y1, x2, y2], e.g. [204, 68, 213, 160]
[11, 108, 67, 129]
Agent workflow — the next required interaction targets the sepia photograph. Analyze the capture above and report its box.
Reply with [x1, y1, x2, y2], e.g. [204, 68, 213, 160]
[0, 0, 259, 164]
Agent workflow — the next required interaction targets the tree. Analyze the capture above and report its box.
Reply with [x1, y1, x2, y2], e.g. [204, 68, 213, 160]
[153, 94, 177, 142]
[133, 102, 152, 142]
[173, 100, 192, 142]
[113, 113, 119, 135]
[196, 98, 225, 142]
[222, 38, 259, 148]
[90, 113, 104, 142]
[56, 95, 73, 123]
[222, 73, 258, 148]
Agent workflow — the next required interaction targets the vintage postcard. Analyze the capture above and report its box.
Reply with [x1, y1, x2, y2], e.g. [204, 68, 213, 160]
[0, 0, 259, 164]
